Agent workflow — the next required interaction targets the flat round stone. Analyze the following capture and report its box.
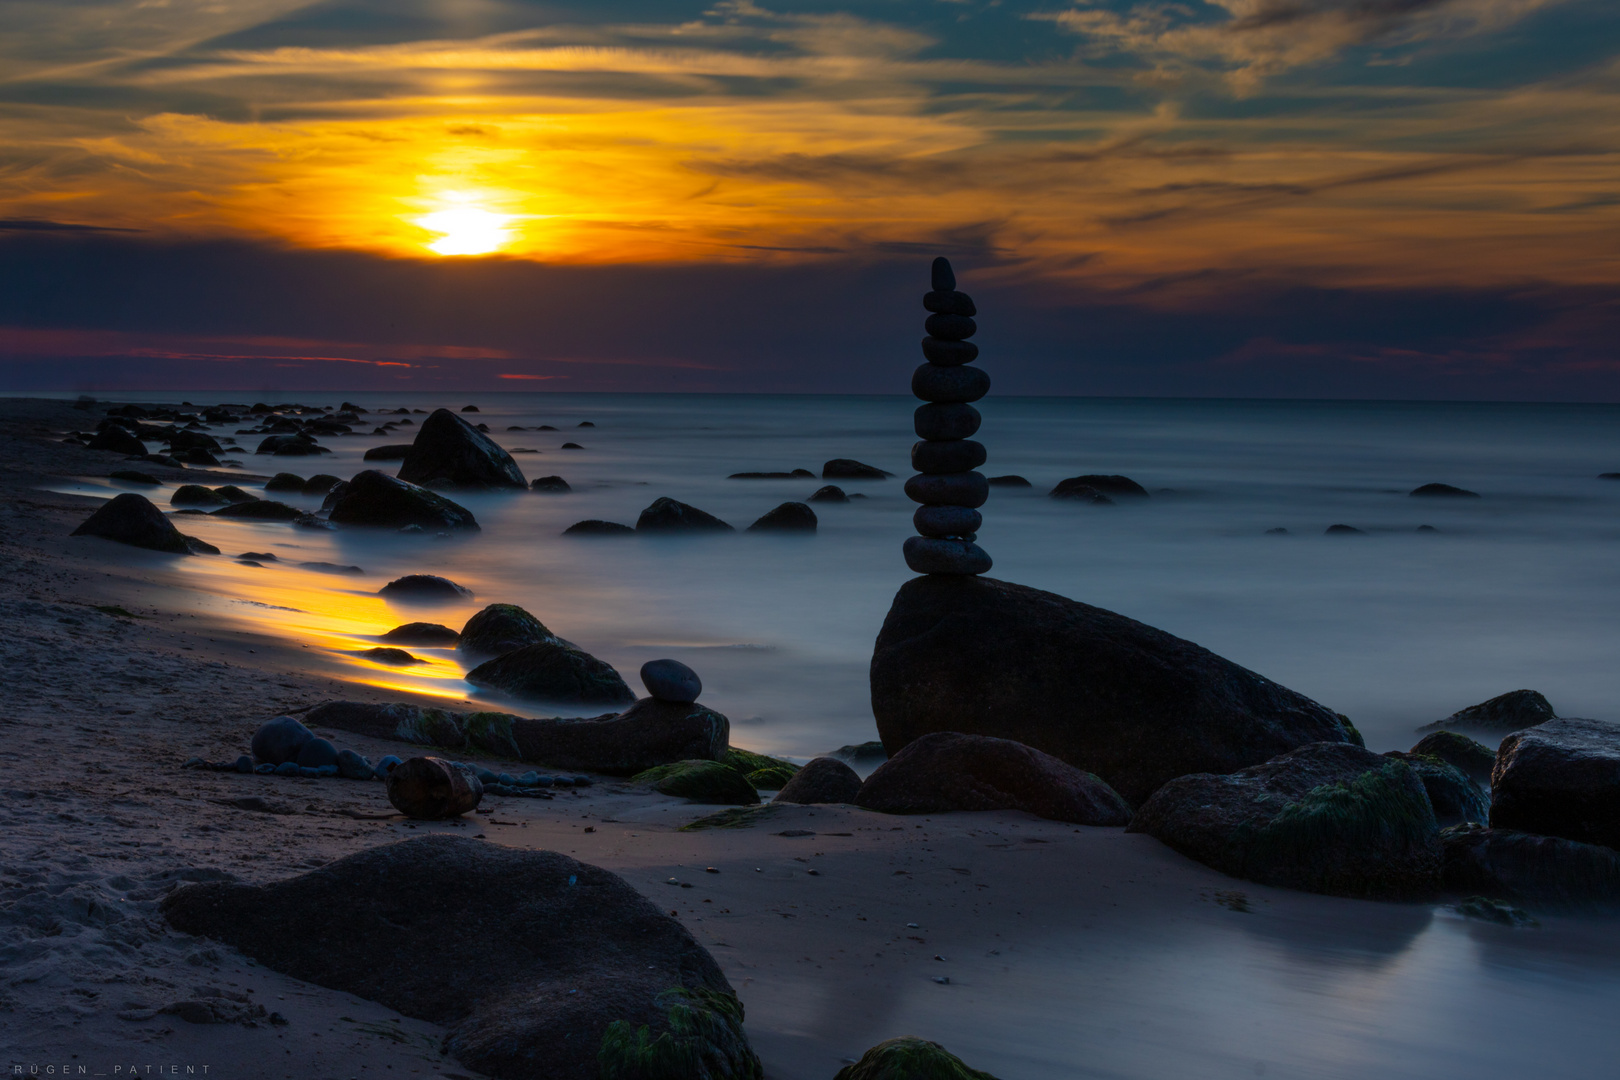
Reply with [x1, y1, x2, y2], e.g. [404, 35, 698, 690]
[913, 364, 990, 404]
[913, 505, 982, 538]
[911, 439, 986, 475]
[914, 403, 981, 441]
[904, 471, 989, 508]
[920, 337, 979, 366]
[923, 291, 976, 317]
[924, 313, 976, 341]
[903, 536, 992, 576]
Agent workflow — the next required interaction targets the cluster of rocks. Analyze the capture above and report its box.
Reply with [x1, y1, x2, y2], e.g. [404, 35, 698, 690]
[904, 258, 992, 576]
[563, 496, 817, 537]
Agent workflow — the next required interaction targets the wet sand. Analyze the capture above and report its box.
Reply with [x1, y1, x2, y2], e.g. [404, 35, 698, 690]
[4, 397, 1619, 1080]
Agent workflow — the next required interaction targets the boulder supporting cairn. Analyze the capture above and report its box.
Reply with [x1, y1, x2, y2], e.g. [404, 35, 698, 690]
[904, 257, 992, 577]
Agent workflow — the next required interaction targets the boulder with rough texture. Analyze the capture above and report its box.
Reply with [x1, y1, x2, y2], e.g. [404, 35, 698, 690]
[834, 1037, 998, 1080]
[635, 498, 733, 533]
[466, 641, 636, 708]
[397, 408, 526, 489]
[1128, 743, 1442, 898]
[458, 603, 556, 658]
[872, 575, 1356, 805]
[1491, 717, 1620, 850]
[1441, 822, 1620, 905]
[1410, 730, 1496, 787]
[1383, 750, 1490, 826]
[161, 836, 757, 1080]
[857, 732, 1130, 825]
[746, 502, 816, 533]
[822, 459, 891, 480]
[773, 757, 864, 805]
[641, 659, 701, 703]
[379, 622, 460, 645]
[380, 574, 473, 601]
[634, 760, 759, 805]
[71, 494, 192, 554]
[387, 756, 482, 818]
[326, 470, 480, 531]
[1420, 689, 1555, 733]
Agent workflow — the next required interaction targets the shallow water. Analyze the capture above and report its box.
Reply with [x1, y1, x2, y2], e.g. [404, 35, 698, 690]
[46, 392, 1620, 757]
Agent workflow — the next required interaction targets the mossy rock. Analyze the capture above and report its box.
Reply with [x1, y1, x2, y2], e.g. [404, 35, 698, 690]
[1337, 713, 1365, 748]
[1410, 730, 1496, 787]
[1384, 751, 1490, 827]
[722, 748, 799, 789]
[680, 806, 779, 832]
[598, 986, 762, 1080]
[458, 603, 556, 658]
[463, 711, 522, 759]
[634, 760, 759, 805]
[834, 1037, 1000, 1080]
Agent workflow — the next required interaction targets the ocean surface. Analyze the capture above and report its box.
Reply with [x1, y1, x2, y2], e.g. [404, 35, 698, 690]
[46, 391, 1620, 759]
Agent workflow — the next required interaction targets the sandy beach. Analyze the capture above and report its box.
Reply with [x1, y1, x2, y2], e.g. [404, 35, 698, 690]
[4, 396, 1620, 1080]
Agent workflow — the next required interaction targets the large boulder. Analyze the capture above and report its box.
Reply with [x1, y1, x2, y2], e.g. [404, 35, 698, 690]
[635, 498, 733, 533]
[458, 604, 557, 658]
[1441, 823, 1620, 905]
[856, 732, 1131, 825]
[70, 493, 192, 554]
[871, 576, 1356, 806]
[773, 757, 862, 805]
[302, 697, 730, 775]
[467, 641, 636, 708]
[1128, 743, 1442, 899]
[161, 836, 758, 1080]
[397, 408, 526, 490]
[1490, 717, 1620, 850]
[327, 470, 480, 531]
[1419, 689, 1555, 733]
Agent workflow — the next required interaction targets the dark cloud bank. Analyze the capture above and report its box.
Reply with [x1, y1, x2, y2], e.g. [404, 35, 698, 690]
[2, 231, 1617, 401]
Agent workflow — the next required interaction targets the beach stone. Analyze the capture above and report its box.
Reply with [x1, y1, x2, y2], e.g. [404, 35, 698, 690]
[205, 485, 255, 503]
[1383, 751, 1490, 827]
[335, 749, 374, 780]
[722, 747, 798, 789]
[986, 475, 1031, 488]
[380, 574, 473, 601]
[398, 408, 527, 490]
[211, 500, 303, 520]
[1129, 744, 1442, 898]
[161, 836, 754, 1080]
[327, 470, 481, 531]
[1411, 730, 1496, 787]
[746, 502, 816, 533]
[1441, 822, 1620, 904]
[386, 756, 483, 819]
[181, 448, 221, 466]
[233, 755, 254, 774]
[301, 474, 341, 495]
[459, 604, 557, 658]
[923, 313, 976, 341]
[911, 439, 986, 475]
[913, 403, 981, 442]
[563, 519, 635, 536]
[858, 732, 1131, 825]
[635, 497, 733, 533]
[1411, 483, 1480, 498]
[167, 428, 222, 451]
[379, 622, 460, 645]
[912, 364, 990, 404]
[251, 716, 314, 766]
[902, 536, 992, 576]
[913, 505, 982, 538]
[362, 444, 412, 461]
[466, 641, 635, 708]
[110, 470, 160, 485]
[807, 485, 848, 503]
[871, 575, 1357, 805]
[88, 426, 147, 455]
[530, 475, 571, 493]
[919, 337, 980, 367]
[295, 737, 339, 769]
[71, 493, 193, 554]
[1053, 474, 1147, 498]
[822, 459, 892, 480]
[1490, 717, 1620, 850]
[263, 473, 305, 492]
[640, 659, 702, 703]
[1048, 481, 1112, 505]
[361, 647, 422, 665]
[1420, 689, 1555, 733]
[835, 1037, 998, 1080]
[374, 755, 402, 777]
[255, 434, 318, 455]
[773, 757, 864, 805]
[923, 289, 976, 317]
[633, 760, 759, 805]
[172, 485, 227, 507]
[274, 762, 300, 776]
[904, 471, 989, 508]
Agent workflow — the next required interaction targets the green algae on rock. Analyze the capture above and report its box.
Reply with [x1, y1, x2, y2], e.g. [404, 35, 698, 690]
[634, 760, 759, 805]
[834, 1037, 1000, 1080]
[598, 986, 762, 1080]
[722, 747, 800, 790]
[679, 806, 781, 831]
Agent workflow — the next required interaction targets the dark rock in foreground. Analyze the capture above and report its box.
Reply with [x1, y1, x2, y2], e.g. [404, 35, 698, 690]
[1419, 689, 1555, 733]
[161, 836, 757, 1080]
[380, 574, 473, 601]
[1491, 717, 1620, 850]
[857, 732, 1130, 825]
[1129, 744, 1442, 898]
[1411, 483, 1480, 498]
[563, 519, 634, 536]
[746, 502, 816, 532]
[71, 493, 193, 555]
[458, 603, 556, 659]
[1441, 823, 1620, 905]
[871, 575, 1356, 806]
[835, 1037, 999, 1080]
[379, 622, 460, 645]
[822, 459, 891, 480]
[773, 757, 862, 805]
[327, 470, 480, 531]
[387, 756, 481, 818]
[636, 497, 732, 533]
[398, 408, 526, 490]
[466, 641, 635, 707]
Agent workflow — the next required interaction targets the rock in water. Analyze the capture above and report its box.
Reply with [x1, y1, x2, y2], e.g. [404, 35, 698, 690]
[380, 574, 473, 601]
[746, 502, 817, 532]
[466, 641, 636, 707]
[379, 622, 460, 645]
[1383, 750, 1489, 827]
[1491, 717, 1620, 850]
[807, 485, 848, 503]
[172, 484, 227, 507]
[71, 494, 193, 554]
[363, 444, 412, 461]
[387, 756, 483, 818]
[251, 716, 314, 765]
[1441, 822, 1620, 904]
[1129, 744, 1442, 899]
[458, 604, 557, 658]
[161, 836, 758, 1080]
[1410, 730, 1496, 787]
[87, 426, 147, 455]
[1051, 474, 1148, 498]
[327, 470, 480, 531]
[856, 732, 1130, 825]
[264, 473, 306, 491]
[822, 459, 891, 480]
[871, 575, 1356, 805]
[563, 519, 635, 536]
[1420, 689, 1555, 733]
[635, 497, 733, 533]
[211, 500, 303, 521]
[773, 757, 863, 805]
[531, 475, 570, 493]
[641, 659, 701, 703]
[397, 408, 526, 489]
[1411, 483, 1480, 497]
[835, 1037, 999, 1080]
[633, 760, 759, 805]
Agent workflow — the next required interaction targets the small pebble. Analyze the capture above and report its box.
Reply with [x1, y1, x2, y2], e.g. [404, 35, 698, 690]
[705, 867, 720, 874]
[273, 762, 299, 776]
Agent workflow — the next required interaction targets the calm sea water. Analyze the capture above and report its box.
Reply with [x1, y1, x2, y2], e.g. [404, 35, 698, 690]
[48, 391, 1620, 758]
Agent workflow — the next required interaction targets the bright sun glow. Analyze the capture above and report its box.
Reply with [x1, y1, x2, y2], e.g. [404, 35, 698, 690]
[416, 202, 512, 256]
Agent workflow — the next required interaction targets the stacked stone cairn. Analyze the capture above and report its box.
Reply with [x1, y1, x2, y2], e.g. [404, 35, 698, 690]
[903, 257, 992, 576]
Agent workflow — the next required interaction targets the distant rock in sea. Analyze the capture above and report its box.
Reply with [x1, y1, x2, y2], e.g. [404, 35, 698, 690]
[397, 408, 526, 490]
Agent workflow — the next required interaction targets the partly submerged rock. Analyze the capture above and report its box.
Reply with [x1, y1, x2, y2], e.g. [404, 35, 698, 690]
[1490, 717, 1620, 850]
[1410, 730, 1496, 788]
[1128, 743, 1442, 899]
[161, 836, 756, 1080]
[361, 646, 423, 665]
[466, 641, 635, 708]
[1052, 474, 1147, 498]
[363, 443, 412, 461]
[1411, 483, 1480, 498]
[563, 519, 635, 536]
[746, 502, 816, 532]
[531, 475, 571, 493]
[834, 1037, 999, 1080]
[636, 497, 733, 533]
[822, 459, 891, 480]
[1046, 480, 1112, 505]
[871, 575, 1356, 806]
[264, 473, 305, 491]
[773, 757, 863, 805]
[71, 493, 193, 555]
[857, 732, 1131, 825]
[379, 574, 473, 601]
[458, 603, 556, 659]
[387, 756, 482, 819]
[1419, 689, 1555, 733]
[379, 622, 460, 646]
[397, 408, 526, 490]
[1383, 750, 1490, 827]
[807, 485, 849, 503]
[1441, 823, 1620, 905]
[327, 469, 480, 531]
[211, 500, 303, 521]
[171, 484, 227, 507]
[634, 760, 759, 805]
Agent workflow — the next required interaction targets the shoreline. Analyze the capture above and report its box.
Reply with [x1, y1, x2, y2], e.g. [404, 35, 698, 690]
[4, 396, 1619, 1080]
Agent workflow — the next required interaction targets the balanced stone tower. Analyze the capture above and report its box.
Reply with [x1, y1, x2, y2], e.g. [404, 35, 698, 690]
[903, 257, 993, 576]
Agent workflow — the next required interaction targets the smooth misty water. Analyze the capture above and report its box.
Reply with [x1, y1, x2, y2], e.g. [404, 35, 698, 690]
[48, 392, 1620, 757]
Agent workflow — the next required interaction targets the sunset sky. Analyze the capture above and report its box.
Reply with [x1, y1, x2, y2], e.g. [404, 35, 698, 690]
[2, 0, 1617, 397]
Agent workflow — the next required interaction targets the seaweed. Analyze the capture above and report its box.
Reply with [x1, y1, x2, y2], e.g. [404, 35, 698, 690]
[462, 711, 521, 759]
[680, 806, 780, 832]
[598, 986, 762, 1080]
[633, 761, 759, 806]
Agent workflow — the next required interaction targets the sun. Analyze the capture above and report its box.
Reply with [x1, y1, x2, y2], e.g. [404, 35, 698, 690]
[415, 198, 512, 256]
